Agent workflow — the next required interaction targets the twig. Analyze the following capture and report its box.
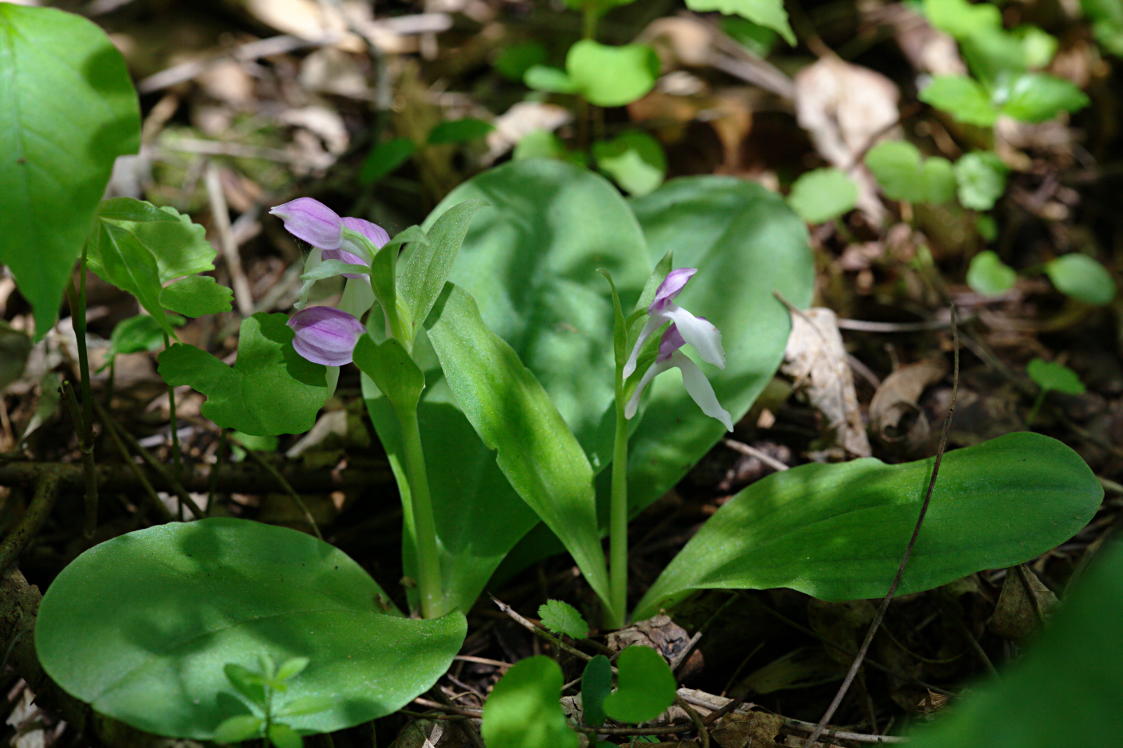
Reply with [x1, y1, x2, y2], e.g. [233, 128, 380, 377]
[243, 448, 322, 540]
[805, 305, 960, 746]
[675, 695, 711, 748]
[206, 163, 254, 317]
[722, 439, 790, 472]
[0, 473, 61, 575]
[489, 596, 592, 662]
[93, 401, 205, 519]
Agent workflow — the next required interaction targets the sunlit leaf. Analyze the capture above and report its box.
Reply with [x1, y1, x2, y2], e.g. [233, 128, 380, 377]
[482, 657, 579, 748]
[538, 600, 590, 639]
[787, 168, 859, 223]
[1044, 254, 1116, 305]
[592, 130, 666, 196]
[686, 0, 795, 45]
[566, 40, 660, 107]
[866, 141, 956, 204]
[966, 251, 1017, 296]
[955, 152, 1008, 210]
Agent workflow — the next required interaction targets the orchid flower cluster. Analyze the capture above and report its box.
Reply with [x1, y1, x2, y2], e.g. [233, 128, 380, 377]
[270, 197, 387, 366]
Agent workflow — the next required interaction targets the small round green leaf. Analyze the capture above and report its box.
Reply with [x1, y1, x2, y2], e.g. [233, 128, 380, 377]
[538, 599, 590, 639]
[482, 656, 579, 748]
[1044, 254, 1116, 305]
[997, 73, 1090, 123]
[955, 152, 1008, 210]
[967, 251, 1017, 296]
[866, 141, 957, 204]
[35, 518, 467, 739]
[1027, 358, 1085, 395]
[566, 40, 660, 107]
[592, 130, 667, 196]
[602, 646, 677, 724]
[919, 75, 998, 126]
[787, 168, 859, 223]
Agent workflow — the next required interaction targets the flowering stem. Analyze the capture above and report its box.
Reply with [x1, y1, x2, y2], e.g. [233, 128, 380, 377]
[608, 378, 629, 629]
[396, 404, 444, 619]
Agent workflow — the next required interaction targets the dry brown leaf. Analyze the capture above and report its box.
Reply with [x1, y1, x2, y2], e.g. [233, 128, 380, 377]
[869, 358, 947, 450]
[782, 308, 872, 458]
[300, 47, 371, 99]
[794, 57, 900, 222]
[484, 101, 572, 164]
[641, 16, 715, 68]
[880, 4, 966, 76]
[989, 566, 1058, 640]
[711, 710, 785, 748]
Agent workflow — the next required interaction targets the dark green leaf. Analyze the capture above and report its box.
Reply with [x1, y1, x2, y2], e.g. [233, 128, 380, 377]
[581, 655, 612, 727]
[537, 600, 589, 639]
[223, 663, 266, 704]
[157, 314, 328, 436]
[602, 646, 677, 723]
[909, 541, 1123, 747]
[0, 4, 139, 336]
[634, 433, 1103, 618]
[1044, 254, 1116, 305]
[267, 723, 302, 748]
[495, 42, 548, 80]
[481, 657, 579, 748]
[427, 118, 495, 145]
[359, 138, 416, 185]
[35, 518, 467, 739]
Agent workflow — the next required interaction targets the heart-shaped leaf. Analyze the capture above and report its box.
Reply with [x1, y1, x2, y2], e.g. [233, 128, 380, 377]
[602, 646, 677, 723]
[158, 313, 328, 435]
[634, 432, 1102, 618]
[482, 656, 579, 748]
[566, 40, 660, 107]
[35, 518, 467, 739]
[0, 4, 139, 336]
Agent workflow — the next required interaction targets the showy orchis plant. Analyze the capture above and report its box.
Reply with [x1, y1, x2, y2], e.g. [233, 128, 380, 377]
[271, 197, 446, 619]
[605, 266, 732, 626]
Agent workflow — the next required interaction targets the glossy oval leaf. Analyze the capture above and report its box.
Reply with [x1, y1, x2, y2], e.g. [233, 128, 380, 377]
[1044, 253, 1116, 305]
[908, 540, 1123, 748]
[35, 518, 467, 739]
[566, 40, 660, 107]
[634, 432, 1102, 618]
[482, 656, 579, 748]
[0, 4, 140, 336]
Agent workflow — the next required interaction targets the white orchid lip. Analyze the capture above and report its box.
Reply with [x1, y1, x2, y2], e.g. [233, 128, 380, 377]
[623, 269, 733, 432]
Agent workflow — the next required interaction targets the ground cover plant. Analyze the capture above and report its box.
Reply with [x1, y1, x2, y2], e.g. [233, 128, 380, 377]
[1, 0, 1120, 746]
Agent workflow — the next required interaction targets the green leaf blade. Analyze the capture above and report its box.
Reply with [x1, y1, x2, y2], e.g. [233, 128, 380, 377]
[566, 40, 660, 107]
[787, 168, 859, 223]
[482, 657, 579, 748]
[1044, 254, 1116, 305]
[634, 433, 1103, 618]
[592, 130, 667, 196]
[159, 275, 233, 317]
[919, 75, 998, 126]
[35, 518, 467, 739]
[602, 646, 677, 723]
[538, 600, 590, 639]
[685, 0, 796, 45]
[0, 4, 140, 336]
[967, 251, 1017, 296]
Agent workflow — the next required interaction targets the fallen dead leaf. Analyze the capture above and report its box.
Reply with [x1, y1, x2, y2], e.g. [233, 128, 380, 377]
[869, 357, 947, 451]
[782, 307, 872, 458]
[989, 565, 1058, 640]
[711, 710, 785, 748]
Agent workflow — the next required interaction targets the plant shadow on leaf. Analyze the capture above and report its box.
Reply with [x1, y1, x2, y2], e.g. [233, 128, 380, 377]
[35, 519, 467, 740]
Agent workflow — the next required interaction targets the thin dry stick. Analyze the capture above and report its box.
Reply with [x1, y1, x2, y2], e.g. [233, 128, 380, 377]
[489, 596, 592, 662]
[806, 305, 959, 746]
[0, 473, 60, 575]
[205, 163, 254, 317]
[722, 439, 790, 472]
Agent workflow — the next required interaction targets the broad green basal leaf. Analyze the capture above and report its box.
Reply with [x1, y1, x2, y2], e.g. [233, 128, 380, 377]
[634, 433, 1102, 618]
[566, 40, 660, 107]
[686, 0, 796, 45]
[35, 518, 466, 740]
[158, 313, 328, 435]
[0, 4, 140, 337]
[909, 540, 1123, 747]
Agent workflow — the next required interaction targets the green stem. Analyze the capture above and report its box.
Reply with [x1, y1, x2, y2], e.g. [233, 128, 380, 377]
[396, 404, 444, 619]
[66, 250, 98, 536]
[1026, 390, 1047, 427]
[608, 382, 629, 629]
